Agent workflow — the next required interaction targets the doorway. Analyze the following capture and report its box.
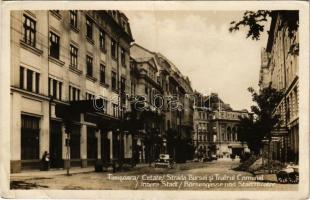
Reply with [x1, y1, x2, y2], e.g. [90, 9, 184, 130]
[101, 132, 110, 163]
[50, 121, 63, 168]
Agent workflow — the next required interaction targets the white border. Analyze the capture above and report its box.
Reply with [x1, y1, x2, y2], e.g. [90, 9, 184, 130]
[1, 1, 309, 199]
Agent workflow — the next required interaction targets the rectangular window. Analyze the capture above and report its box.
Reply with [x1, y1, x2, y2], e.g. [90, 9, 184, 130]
[121, 77, 126, 92]
[70, 10, 77, 28]
[100, 64, 105, 84]
[59, 82, 62, 100]
[49, 32, 60, 59]
[23, 15, 36, 47]
[86, 17, 93, 39]
[99, 30, 106, 50]
[35, 73, 40, 93]
[70, 45, 78, 68]
[112, 104, 118, 117]
[121, 48, 126, 66]
[26, 69, 33, 92]
[120, 77, 126, 104]
[86, 55, 93, 77]
[20, 67, 24, 89]
[111, 71, 117, 91]
[53, 79, 57, 97]
[111, 39, 117, 59]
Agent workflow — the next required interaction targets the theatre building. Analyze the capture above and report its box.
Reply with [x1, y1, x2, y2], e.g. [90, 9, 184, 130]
[10, 10, 134, 172]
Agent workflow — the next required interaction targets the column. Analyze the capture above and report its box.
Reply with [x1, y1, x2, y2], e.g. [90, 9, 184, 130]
[11, 93, 22, 173]
[96, 129, 101, 159]
[80, 124, 87, 167]
[56, 82, 59, 99]
[108, 131, 113, 160]
[62, 123, 70, 169]
[50, 78, 53, 96]
[40, 101, 50, 159]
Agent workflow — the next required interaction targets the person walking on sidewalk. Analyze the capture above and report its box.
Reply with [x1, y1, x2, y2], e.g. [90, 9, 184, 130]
[41, 151, 50, 171]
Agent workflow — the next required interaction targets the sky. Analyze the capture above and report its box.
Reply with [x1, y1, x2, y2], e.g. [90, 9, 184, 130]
[124, 11, 270, 111]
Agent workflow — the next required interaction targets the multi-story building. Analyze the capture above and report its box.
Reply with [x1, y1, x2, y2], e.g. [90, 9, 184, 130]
[205, 93, 249, 158]
[155, 52, 194, 162]
[10, 10, 134, 172]
[129, 44, 164, 163]
[193, 92, 210, 158]
[259, 11, 299, 163]
[130, 44, 194, 163]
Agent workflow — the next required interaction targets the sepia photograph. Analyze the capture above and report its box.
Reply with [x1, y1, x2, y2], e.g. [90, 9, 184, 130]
[1, 1, 309, 199]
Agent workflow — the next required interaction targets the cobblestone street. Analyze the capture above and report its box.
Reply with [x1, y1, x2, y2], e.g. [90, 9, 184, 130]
[11, 160, 298, 190]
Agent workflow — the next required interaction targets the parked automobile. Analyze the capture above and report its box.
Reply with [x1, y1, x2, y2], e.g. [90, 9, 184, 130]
[276, 163, 299, 184]
[154, 154, 174, 168]
[211, 154, 218, 161]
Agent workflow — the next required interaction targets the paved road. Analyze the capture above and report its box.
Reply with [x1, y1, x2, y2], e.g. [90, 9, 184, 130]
[10, 160, 298, 190]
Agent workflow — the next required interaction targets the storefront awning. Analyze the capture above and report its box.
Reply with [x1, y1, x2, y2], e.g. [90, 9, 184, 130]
[55, 99, 106, 119]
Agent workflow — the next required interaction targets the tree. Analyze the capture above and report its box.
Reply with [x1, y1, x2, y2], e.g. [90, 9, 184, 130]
[229, 10, 299, 55]
[238, 85, 283, 154]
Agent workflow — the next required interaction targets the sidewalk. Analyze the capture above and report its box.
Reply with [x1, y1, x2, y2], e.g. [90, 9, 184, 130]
[11, 163, 151, 178]
[11, 167, 94, 177]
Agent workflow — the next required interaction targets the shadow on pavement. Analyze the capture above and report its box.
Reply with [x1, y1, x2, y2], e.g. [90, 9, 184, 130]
[10, 180, 49, 189]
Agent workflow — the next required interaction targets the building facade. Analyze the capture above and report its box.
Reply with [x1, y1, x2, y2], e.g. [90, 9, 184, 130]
[204, 94, 249, 158]
[11, 10, 134, 172]
[259, 11, 299, 163]
[130, 44, 194, 163]
[129, 44, 164, 163]
[192, 92, 210, 158]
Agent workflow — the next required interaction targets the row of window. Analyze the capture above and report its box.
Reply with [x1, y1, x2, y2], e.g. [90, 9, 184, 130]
[23, 13, 127, 66]
[19, 66, 126, 116]
[20, 65, 125, 97]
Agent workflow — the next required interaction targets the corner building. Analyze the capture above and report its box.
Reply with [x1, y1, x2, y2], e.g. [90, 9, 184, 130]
[11, 10, 134, 172]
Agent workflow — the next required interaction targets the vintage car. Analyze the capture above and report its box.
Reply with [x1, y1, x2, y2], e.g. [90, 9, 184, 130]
[276, 163, 299, 184]
[154, 154, 174, 168]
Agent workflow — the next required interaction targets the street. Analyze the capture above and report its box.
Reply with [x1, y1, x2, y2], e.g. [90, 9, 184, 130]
[11, 160, 298, 190]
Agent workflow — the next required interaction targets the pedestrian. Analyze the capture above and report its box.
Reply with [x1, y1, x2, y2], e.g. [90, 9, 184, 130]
[41, 151, 50, 171]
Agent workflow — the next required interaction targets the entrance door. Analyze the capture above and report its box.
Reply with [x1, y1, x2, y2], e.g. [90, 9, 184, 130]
[101, 132, 110, 163]
[50, 121, 63, 168]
